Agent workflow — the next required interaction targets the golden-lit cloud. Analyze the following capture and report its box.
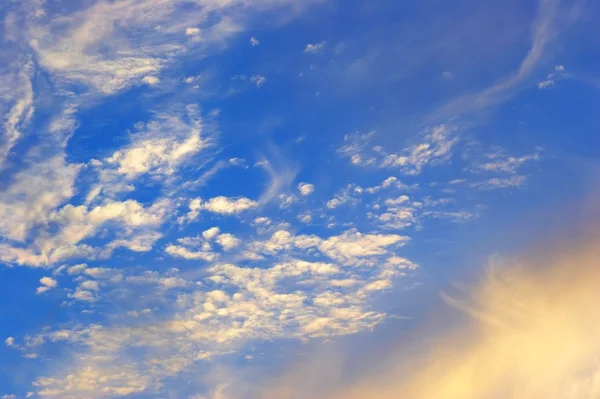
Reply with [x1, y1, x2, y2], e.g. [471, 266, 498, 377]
[262, 227, 600, 399]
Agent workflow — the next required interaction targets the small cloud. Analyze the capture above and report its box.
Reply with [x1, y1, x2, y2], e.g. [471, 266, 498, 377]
[298, 182, 315, 196]
[203, 227, 221, 240]
[250, 37, 260, 46]
[229, 157, 248, 168]
[297, 212, 313, 224]
[442, 71, 455, 80]
[142, 76, 160, 85]
[185, 27, 201, 36]
[36, 276, 58, 294]
[538, 79, 554, 89]
[4, 337, 15, 347]
[251, 75, 267, 87]
[304, 41, 326, 53]
[555, 65, 566, 72]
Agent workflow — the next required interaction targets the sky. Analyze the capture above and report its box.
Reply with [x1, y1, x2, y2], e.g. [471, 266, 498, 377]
[0, 0, 599, 398]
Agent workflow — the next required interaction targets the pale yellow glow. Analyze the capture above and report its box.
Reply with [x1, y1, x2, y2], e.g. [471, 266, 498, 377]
[263, 230, 600, 399]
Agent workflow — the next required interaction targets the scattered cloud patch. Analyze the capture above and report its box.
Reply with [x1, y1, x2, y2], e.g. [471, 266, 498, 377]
[304, 41, 326, 53]
[36, 277, 58, 294]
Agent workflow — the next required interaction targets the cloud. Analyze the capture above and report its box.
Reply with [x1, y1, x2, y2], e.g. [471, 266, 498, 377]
[203, 227, 222, 240]
[365, 177, 400, 194]
[36, 277, 58, 294]
[297, 183, 315, 196]
[256, 150, 299, 205]
[326, 184, 363, 209]
[433, 0, 585, 121]
[186, 27, 201, 36]
[142, 76, 160, 85]
[216, 234, 241, 251]
[23, 0, 315, 95]
[538, 64, 568, 89]
[340, 125, 458, 175]
[318, 230, 408, 263]
[189, 196, 259, 217]
[24, 226, 417, 398]
[474, 150, 541, 174]
[98, 105, 210, 190]
[251, 75, 267, 87]
[250, 37, 260, 46]
[0, 60, 34, 167]
[304, 41, 326, 53]
[261, 226, 600, 399]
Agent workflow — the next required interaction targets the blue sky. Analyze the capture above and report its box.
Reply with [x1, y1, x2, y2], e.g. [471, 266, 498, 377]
[0, 0, 599, 398]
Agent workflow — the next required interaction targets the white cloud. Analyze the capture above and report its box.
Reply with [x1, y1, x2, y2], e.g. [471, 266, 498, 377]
[186, 27, 201, 36]
[250, 75, 267, 87]
[298, 182, 315, 196]
[0, 61, 34, 167]
[203, 227, 221, 240]
[101, 105, 209, 186]
[187, 196, 258, 218]
[304, 41, 326, 53]
[37, 277, 58, 294]
[340, 125, 458, 175]
[538, 79, 555, 89]
[475, 175, 527, 189]
[250, 37, 260, 46]
[4, 337, 15, 348]
[166, 245, 217, 261]
[278, 194, 298, 209]
[24, 0, 310, 95]
[142, 76, 160, 85]
[326, 184, 363, 209]
[297, 212, 313, 224]
[216, 234, 241, 251]
[229, 157, 248, 167]
[22, 224, 416, 397]
[318, 230, 409, 263]
[475, 151, 540, 174]
[253, 217, 272, 226]
[365, 177, 400, 194]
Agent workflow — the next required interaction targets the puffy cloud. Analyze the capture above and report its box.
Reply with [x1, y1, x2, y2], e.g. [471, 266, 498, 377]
[203, 227, 221, 240]
[318, 230, 408, 263]
[37, 277, 58, 294]
[297, 183, 315, 196]
[216, 234, 241, 251]
[185, 197, 258, 221]
[24, 226, 417, 397]
[365, 177, 400, 194]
